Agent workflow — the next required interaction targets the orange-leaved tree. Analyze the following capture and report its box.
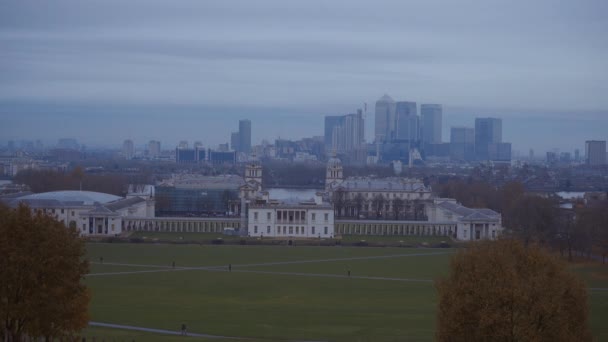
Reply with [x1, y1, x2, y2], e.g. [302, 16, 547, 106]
[436, 239, 591, 342]
[0, 203, 90, 340]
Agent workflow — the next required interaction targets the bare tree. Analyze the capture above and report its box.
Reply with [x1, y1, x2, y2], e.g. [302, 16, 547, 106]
[372, 194, 385, 219]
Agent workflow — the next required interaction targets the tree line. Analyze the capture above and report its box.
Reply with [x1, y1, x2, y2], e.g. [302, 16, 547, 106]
[434, 178, 608, 261]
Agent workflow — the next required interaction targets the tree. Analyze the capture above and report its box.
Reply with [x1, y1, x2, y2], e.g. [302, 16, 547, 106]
[392, 197, 404, 220]
[353, 193, 365, 219]
[436, 239, 591, 342]
[372, 194, 385, 219]
[0, 204, 90, 340]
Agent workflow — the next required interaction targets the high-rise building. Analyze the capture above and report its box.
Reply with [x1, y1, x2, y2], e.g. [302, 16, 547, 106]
[574, 149, 580, 162]
[324, 116, 344, 151]
[148, 140, 161, 158]
[325, 110, 365, 154]
[231, 132, 240, 151]
[375, 94, 395, 142]
[239, 119, 251, 153]
[475, 118, 502, 160]
[421, 104, 442, 145]
[122, 139, 134, 160]
[585, 140, 606, 165]
[395, 101, 418, 141]
[488, 142, 512, 162]
[450, 127, 475, 161]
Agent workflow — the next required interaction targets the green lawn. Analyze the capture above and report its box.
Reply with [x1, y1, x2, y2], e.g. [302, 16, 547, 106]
[83, 243, 608, 342]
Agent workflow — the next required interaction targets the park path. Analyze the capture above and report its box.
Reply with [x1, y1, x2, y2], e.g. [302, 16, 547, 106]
[88, 321, 326, 342]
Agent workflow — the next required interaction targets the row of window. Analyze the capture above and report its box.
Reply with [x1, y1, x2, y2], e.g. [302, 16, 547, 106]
[252, 225, 329, 235]
[253, 211, 330, 222]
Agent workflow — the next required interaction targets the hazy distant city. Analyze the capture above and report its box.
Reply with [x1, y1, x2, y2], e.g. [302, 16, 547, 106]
[1, 1, 607, 341]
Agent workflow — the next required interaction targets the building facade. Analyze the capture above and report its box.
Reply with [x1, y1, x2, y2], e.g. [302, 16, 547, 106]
[395, 101, 418, 141]
[239, 119, 252, 153]
[375, 94, 396, 142]
[450, 127, 475, 161]
[248, 200, 335, 238]
[585, 140, 607, 165]
[474, 118, 502, 160]
[421, 104, 442, 145]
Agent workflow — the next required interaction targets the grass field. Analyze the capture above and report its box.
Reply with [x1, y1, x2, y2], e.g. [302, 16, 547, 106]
[84, 243, 608, 341]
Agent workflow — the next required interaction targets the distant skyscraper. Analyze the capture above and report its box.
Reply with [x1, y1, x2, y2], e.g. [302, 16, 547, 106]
[231, 132, 240, 151]
[421, 104, 442, 145]
[178, 141, 188, 149]
[574, 148, 580, 162]
[395, 101, 418, 141]
[475, 118, 502, 160]
[122, 139, 134, 160]
[450, 127, 475, 161]
[585, 140, 606, 165]
[375, 94, 395, 142]
[148, 140, 161, 158]
[239, 119, 251, 153]
[325, 110, 365, 154]
[324, 116, 344, 151]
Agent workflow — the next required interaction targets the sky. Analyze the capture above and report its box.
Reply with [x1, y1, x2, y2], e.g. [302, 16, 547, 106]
[0, 0, 607, 154]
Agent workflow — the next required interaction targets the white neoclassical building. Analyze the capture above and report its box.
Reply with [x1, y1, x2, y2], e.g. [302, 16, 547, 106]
[1, 190, 154, 236]
[248, 194, 334, 238]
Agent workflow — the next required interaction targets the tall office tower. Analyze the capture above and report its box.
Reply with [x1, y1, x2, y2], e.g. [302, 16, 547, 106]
[450, 127, 475, 161]
[122, 139, 135, 160]
[574, 149, 580, 162]
[585, 140, 607, 165]
[239, 119, 251, 153]
[375, 94, 395, 142]
[230, 132, 240, 151]
[326, 110, 365, 153]
[395, 101, 418, 141]
[324, 116, 344, 151]
[148, 140, 161, 158]
[421, 104, 442, 145]
[475, 118, 502, 160]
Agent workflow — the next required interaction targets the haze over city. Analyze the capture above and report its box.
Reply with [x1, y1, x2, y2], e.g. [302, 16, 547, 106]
[1, 0, 607, 153]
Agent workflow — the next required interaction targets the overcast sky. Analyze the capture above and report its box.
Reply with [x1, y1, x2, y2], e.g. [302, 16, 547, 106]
[0, 0, 606, 153]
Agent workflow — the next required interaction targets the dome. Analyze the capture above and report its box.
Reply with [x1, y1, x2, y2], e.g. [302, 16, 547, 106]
[327, 156, 342, 167]
[377, 94, 395, 103]
[16, 191, 122, 205]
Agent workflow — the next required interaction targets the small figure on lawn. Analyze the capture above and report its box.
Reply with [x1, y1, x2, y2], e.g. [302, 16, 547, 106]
[228, 264, 232, 272]
[172, 261, 176, 269]
[181, 323, 187, 336]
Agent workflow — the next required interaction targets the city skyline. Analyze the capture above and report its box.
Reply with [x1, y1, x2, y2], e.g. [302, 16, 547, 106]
[1, 0, 607, 154]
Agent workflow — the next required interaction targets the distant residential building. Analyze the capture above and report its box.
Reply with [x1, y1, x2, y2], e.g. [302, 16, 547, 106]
[421, 104, 442, 146]
[122, 139, 134, 160]
[585, 140, 607, 165]
[450, 127, 475, 162]
[375, 94, 396, 142]
[239, 119, 252, 153]
[475, 118, 502, 160]
[147, 140, 161, 158]
[395, 101, 418, 142]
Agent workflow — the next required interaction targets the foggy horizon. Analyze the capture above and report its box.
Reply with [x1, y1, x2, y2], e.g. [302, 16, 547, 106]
[1, 0, 607, 154]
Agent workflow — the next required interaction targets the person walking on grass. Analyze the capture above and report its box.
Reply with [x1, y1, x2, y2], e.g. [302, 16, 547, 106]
[228, 263, 232, 272]
[181, 323, 187, 336]
[172, 261, 175, 269]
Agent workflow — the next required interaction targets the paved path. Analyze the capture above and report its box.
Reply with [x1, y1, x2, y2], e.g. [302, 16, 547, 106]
[231, 269, 433, 283]
[88, 321, 326, 342]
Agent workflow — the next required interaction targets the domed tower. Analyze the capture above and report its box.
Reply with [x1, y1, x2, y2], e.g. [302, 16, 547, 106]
[245, 152, 263, 188]
[325, 151, 344, 191]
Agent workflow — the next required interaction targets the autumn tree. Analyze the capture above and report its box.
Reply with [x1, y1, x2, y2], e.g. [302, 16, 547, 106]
[0, 204, 90, 340]
[436, 239, 591, 342]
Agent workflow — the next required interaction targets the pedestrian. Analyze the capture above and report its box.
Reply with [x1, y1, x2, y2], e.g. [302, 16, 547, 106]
[172, 261, 175, 269]
[181, 323, 187, 336]
[99, 256, 103, 264]
[228, 264, 232, 272]
[348, 269, 351, 277]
